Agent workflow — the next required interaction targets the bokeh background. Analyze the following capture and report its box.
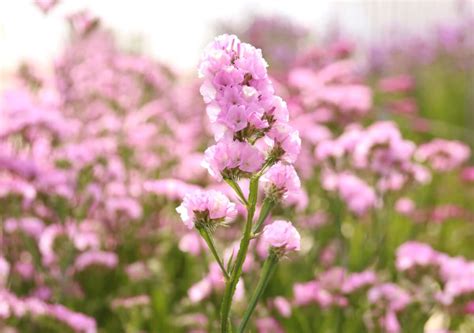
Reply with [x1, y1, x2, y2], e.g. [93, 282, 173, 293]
[1, 1, 474, 332]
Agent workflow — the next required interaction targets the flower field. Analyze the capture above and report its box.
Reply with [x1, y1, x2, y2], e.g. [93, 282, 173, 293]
[1, 4, 473, 333]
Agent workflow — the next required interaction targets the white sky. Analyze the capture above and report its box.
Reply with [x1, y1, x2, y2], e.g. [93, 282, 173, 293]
[0, 0, 470, 77]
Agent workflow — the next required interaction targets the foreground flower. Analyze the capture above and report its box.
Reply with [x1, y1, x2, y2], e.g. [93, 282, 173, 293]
[261, 220, 301, 255]
[202, 139, 265, 181]
[176, 190, 237, 230]
[260, 162, 301, 202]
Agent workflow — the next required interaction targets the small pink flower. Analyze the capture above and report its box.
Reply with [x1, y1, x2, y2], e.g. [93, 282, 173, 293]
[416, 139, 470, 172]
[396, 241, 438, 272]
[272, 296, 292, 317]
[261, 220, 301, 255]
[368, 283, 411, 312]
[266, 122, 301, 163]
[176, 190, 237, 229]
[260, 162, 301, 201]
[395, 197, 415, 216]
[179, 233, 207, 256]
[74, 251, 118, 272]
[202, 140, 264, 181]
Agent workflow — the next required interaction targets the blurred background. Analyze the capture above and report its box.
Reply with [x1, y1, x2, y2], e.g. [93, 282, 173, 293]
[0, 0, 472, 74]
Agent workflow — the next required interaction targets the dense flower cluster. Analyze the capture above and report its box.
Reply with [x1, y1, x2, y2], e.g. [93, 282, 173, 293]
[199, 34, 301, 182]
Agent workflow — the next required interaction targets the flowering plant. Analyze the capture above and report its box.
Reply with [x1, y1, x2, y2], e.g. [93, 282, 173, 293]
[177, 34, 302, 332]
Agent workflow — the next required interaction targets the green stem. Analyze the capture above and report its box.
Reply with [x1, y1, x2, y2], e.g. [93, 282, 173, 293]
[198, 226, 230, 280]
[238, 251, 279, 333]
[251, 198, 275, 235]
[225, 179, 248, 206]
[220, 176, 259, 333]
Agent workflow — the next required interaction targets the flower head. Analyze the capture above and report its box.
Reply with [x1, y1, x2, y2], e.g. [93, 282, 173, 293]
[260, 162, 301, 202]
[202, 140, 264, 181]
[176, 190, 237, 229]
[261, 220, 301, 255]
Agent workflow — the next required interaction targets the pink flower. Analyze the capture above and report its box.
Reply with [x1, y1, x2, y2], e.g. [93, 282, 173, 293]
[323, 171, 377, 216]
[74, 251, 118, 272]
[266, 122, 301, 163]
[460, 166, 474, 182]
[260, 162, 301, 201]
[272, 296, 292, 317]
[342, 270, 377, 294]
[379, 74, 414, 93]
[395, 197, 415, 215]
[176, 190, 237, 229]
[416, 139, 470, 172]
[368, 283, 411, 312]
[256, 317, 284, 333]
[179, 233, 207, 256]
[261, 220, 301, 255]
[396, 242, 438, 272]
[48, 304, 97, 333]
[202, 140, 264, 181]
[198, 34, 276, 138]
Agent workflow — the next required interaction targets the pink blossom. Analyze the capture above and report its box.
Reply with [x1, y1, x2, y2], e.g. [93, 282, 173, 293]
[395, 197, 415, 215]
[272, 296, 292, 317]
[74, 251, 118, 272]
[460, 166, 474, 182]
[368, 283, 411, 312]
[379, 74, 414, 93]
[396, 242, 438, 272]
[202, 140, 264, 181]
[198, 34, 277, 138]
[256, 317, 284, 333]
[266, 122, 301, 163]
[261, 220, 301, 255]
[179, 233, 207, 256]
[323, 171, 377, 216]
[342, 270, 377, 294]
[176, 190, 237, 229]
[416, 139, 470, 172]
[48, 304, 97, 333]
[260, 162, 301, 201]
[4, 217, 45, 239]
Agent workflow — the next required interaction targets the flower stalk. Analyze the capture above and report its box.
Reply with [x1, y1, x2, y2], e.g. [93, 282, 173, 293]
[197, 226, 230, 280]
[220, 176, 259, 332]
[238, 250, 279, 333]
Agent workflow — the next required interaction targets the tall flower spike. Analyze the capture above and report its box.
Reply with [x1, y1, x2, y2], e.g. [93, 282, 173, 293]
[198, 34, 300, 149]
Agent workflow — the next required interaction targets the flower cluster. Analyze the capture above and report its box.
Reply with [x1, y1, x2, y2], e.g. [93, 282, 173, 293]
[316, 121, 431, 215]
[199, 34, 301, 182]
[416, 139, 471, 172]
[396, 241, 474, 312]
